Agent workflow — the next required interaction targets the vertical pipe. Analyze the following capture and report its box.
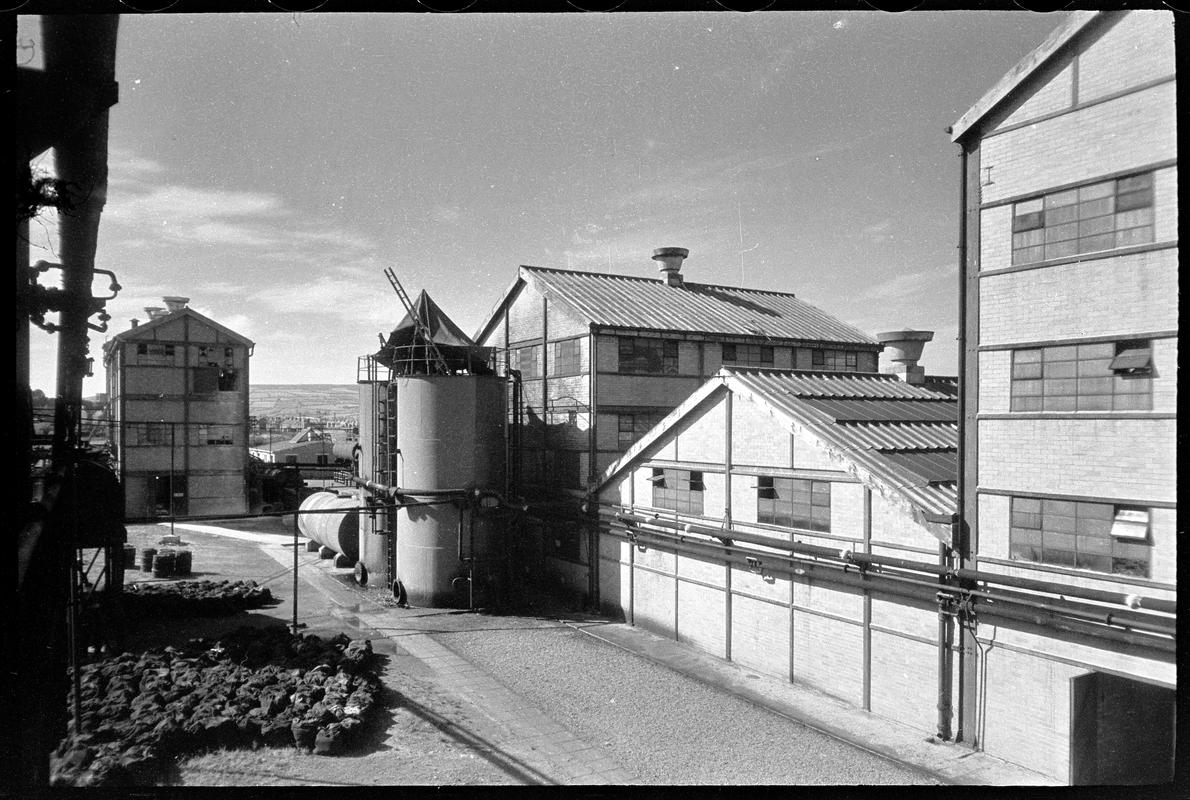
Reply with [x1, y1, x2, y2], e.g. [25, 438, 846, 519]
[937, 542, 954, 741]
[862, 487, 872, 712]
[723, 390, 732, 662]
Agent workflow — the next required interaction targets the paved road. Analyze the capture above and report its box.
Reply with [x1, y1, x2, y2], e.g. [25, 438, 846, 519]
[127, 522, 934, 785]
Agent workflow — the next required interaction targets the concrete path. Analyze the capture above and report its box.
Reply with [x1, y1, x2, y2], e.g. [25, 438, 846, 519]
[145, 521, 1059, 786]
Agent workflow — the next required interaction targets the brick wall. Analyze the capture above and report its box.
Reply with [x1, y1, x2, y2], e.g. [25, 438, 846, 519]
[677, 581, 727, 658]
[977, 418, 1176, 502]
[545, 297, 588, 339]
[997, 61, 1073, 130]
[507, 282, 544, 344]
[980, 646, 1082, 783]
[980, 82, 1176, 205]
[792, 612, 864, 706]
[1075, 11, 1175, 104]
[673, 396, 727, 463]
[979, 205, 1013, 273]
[869, 633, 938, 734]
[632, 565, 676, 639]
[729, 594, 789, 679]
[792, 427, 841, 471]
[978, 349, 1011, 413]
[978, 249, 1178, 346]
[731, 396, 790, 468]
[597, 374, 702, 408]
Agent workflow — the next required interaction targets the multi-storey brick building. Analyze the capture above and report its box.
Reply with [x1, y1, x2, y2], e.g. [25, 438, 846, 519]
[103, 297, 253, 519]
[590, 365, 962, 739]
[474, 249, 882, 498]
[951, 10, 1176, 784]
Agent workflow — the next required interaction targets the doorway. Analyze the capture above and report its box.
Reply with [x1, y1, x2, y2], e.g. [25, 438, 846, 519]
[1070, 671, 1175, 784]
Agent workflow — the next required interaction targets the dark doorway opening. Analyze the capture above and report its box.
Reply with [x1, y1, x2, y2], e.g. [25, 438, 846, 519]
[153, 473, 187, 517]
[1070, 671, 1175, 785]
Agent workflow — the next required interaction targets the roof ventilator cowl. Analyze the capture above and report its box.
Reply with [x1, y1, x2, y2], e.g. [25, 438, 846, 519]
[652, 247, 689, 288]
[876, 329, 934, 385]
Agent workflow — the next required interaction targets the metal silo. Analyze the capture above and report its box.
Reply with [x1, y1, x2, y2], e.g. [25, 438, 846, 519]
[393, 373, 505, 607]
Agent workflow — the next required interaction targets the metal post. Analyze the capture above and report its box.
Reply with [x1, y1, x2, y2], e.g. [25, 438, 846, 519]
[292, 509, 299, 634]
[169, 421, 176, 538]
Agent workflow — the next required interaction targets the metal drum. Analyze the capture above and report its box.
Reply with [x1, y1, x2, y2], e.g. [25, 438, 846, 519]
[140, 547, 157, 573]
[297, 491, 360, 562]
[151, 550, 176, 578]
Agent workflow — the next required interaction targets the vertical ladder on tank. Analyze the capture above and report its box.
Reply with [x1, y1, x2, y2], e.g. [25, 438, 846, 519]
[383, 266, 451, 375]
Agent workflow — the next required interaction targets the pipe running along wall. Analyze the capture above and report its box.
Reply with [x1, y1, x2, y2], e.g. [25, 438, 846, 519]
[602, 511, 1175, 654]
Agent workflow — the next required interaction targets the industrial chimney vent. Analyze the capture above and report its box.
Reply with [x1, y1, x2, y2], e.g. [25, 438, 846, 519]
[163, 296, 190, 312]
[652, 247, 689, 288]
[144, 306, 168, 320]
[876, 329, 934, 385]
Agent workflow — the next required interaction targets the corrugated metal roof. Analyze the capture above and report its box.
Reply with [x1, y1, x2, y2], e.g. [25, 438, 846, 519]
[724, 368, 958, 517]
[801, 399, 957, 423]
[836, 422, 957, 450]
[727, 368, 953, 401]
[524, 266, 879, 347]
[875, 451, 958, 485]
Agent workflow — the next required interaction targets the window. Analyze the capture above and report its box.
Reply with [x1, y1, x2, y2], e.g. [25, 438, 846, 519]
[192, 366, 220, 394]
[619, 337, 678, 374]
[126, 422, 171, 446]
[1011, 172, 1154, 265]
[553, 339, 582, 376]
[651, 468, 704, 514]
[510, 345, 541, 379]
[217, 367, 238, 391]
[810, 349, 859, 372]
[1009, 496, 1150, 578]
[722, 343, 774, 367]
[1010, 340, 1152, 411]
[617, 413, 661, 449]
[757, 476, 831, 532]
[194, 424, 235, 445]
[134, 343, 175, 365]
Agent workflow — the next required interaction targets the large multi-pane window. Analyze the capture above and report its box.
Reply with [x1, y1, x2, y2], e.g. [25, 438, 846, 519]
[553, 339, 582, 376]
[811, 349, 859, 371]
[619, 337, 678, 374]
[721, 343, 774, 367]
[650, 468, 704, 514]
[1009, 496, 1150, 578]
[193, 424, 236, 446]
[1012, 172, 1154, 265]
[511, 344, 541, 379]
[617, 413, 659, 449]
[756, 476, 831, 532]
[125, 422, 171, 446]
[135, 343, 175, 365]
[1010, 340, 1152, 411]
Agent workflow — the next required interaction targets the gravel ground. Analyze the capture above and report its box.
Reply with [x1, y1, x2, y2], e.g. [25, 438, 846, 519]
[429, 624, 936, 785]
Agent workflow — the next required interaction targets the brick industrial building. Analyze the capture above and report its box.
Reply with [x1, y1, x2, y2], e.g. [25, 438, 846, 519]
[590, 361, 960, 736]
[474, 250, 882, 496]
[950, 10, 1176, 783]
[103, 297, 254, 519]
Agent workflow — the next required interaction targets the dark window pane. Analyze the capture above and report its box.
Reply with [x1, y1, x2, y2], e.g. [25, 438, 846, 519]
[1112, 558, 1149, 578]
[1115, 189, 1152, 212]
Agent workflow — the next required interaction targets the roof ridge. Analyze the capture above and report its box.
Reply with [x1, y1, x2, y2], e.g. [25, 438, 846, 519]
[522, 264, 803, 299]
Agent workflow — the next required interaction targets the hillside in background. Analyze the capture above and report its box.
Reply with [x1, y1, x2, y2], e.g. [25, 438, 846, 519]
[250, 384, 358, 426]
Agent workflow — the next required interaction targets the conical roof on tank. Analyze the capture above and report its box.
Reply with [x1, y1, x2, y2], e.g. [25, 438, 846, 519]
[374, 290, 493, 373]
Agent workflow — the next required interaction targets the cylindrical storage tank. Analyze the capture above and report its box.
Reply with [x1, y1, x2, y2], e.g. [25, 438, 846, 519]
[394, 374, 505, 608]
[332, 440, 361, 463]
[298, 491, 360, 562]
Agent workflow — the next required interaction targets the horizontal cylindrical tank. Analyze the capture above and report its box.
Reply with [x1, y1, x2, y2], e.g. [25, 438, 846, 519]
[332, 441, 361, 462]
[395, 374, 505, 608]
[298, 491, 360, 562]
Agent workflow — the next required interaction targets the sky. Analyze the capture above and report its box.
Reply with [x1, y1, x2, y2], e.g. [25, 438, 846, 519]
[19, 10, 1067, 395]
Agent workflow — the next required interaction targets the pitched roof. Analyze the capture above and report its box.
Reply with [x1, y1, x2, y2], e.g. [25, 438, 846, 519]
[103, 306, 253, 359]
[477, 265, 879, 348]
[950, 10, 1099, 142]
[593, 367, 957, 539]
